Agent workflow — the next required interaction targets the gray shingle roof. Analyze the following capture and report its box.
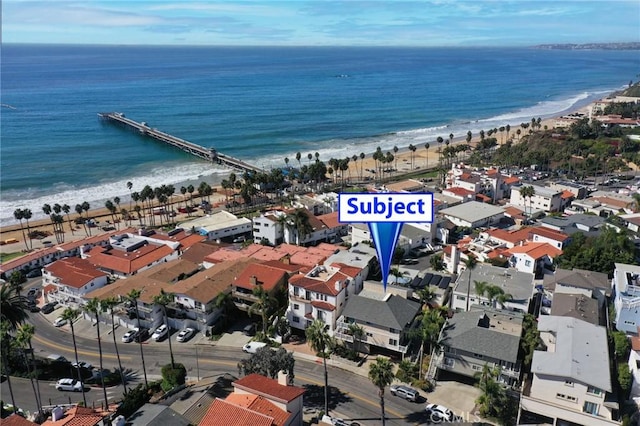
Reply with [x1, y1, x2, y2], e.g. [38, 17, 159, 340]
[342, 294, 421, 330]
[440, 308, 524, 363]
[532, 316, 612, 392]
[543, 268, 611, 295]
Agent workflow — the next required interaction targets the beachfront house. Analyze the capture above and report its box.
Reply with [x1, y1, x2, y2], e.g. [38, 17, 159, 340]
[438, 201, 505, 229]
[43, 256, 108, 307]
[179, 210, 253, 242]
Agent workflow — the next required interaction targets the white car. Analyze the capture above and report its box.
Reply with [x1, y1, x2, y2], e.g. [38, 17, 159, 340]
[242, 341, 268, 354]
[53, 317, 67, 327]
[121, 328, 138, 343]
[152, 324, 168, 341]
[425, 403, 454, 421]
[176, 327, 195, 343]
[55, 378, 83, 392]
[71, 361, 93, 370]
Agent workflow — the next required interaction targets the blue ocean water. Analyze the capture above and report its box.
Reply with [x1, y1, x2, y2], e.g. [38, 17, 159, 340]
[1, 44, 638, 226]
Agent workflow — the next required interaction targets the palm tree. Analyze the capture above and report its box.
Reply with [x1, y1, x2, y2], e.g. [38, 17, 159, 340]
[127, 181, 133, 209]
[75, 204, 86, 236]
[85, 299, 109, 405]
[126, 288, 148, 387]
[424, 143, 430, 167]
[248, 285, 277, 336]
[22, 208, 33, 249]
[153, 289, 176, 368]
[62, 204, 74, 235]
[61, 307, 87, 406]
[368, 357, 394, 426]
[0, 320, 17, 410]
[463, 256, 477, 311]
[306, 319, 331, 416]
[417, 287, 436, 307]
[0, 283, 29, 330]
[520, 185, 536, 223]
[359, 152, 365, 180]
[347, 322, 365, 355]
[16, 324, 43, 418]
[295, 152, 302, 169]
[13, 209, 29, 251]
[285, 208, 313, 245]
[474, 280, 489, 303]
[103, 296, 127, 392]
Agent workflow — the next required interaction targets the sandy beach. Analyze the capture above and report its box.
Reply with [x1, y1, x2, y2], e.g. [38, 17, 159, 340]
[0, 110, 564, 256]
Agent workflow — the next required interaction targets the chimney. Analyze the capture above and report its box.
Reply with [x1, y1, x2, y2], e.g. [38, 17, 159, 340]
[250, 275, 258, 286]
[335, 280, 341, 292]
[278, 370, 290, 386]
[448, 246, 460, 274]
[281, 254, 291, 265]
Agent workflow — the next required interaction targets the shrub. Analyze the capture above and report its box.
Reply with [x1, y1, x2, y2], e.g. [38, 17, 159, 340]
[161, 363, 186, 391]
[117, 384, 151, 418]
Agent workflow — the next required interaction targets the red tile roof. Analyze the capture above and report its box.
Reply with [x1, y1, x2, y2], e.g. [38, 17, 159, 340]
[486, 228, 530, 245]
[505, 242, 562, 260]
[560, 190, 575, 200]
[233, 263, 287, 292]
[41, 406, 105, 426]
[444, 187, 476, 197]
[86, 242, 174, 275]
[528, 226, 570, 243]
[233, 374, 305, 403]
[44, 257, 108, 288]
[199, 398, 274, 426]
[317, 211, 341, 229]
[503, 176, 520, 185]
[3, 414, 38, 426]
[311, 300, 336, 311]
[225, 394, 290, 426]
[329, 263, 362, 278]
[288, 271, 349, 296]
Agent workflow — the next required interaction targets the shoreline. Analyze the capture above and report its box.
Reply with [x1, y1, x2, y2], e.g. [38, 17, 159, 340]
[0, 94, 598, 244]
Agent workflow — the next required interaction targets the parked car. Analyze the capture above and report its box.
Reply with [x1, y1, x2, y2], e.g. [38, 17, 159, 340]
[390, 384, 419, 402]
[55, 378, 83, 392]
[71, 361, 93, 370]
[152, 324, 168, 341]
[425, 404, 454, 422]
[47, 354, 68, 363]
[321, 415, 360, 426]
[41, 302, 57, 314]
[121, 329, 138, 343]
[243, 323, 257, 336]
[26, 269, 42, 278]
[27, 302, 40, 313]
[27, 288, 40, 300]
[176, 327, 195, 343]
[242, 342, 268, 354]
[53, 317, 67, 327]
[134, 328, 150, 342]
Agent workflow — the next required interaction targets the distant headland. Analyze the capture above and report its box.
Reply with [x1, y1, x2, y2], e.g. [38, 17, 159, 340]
[534, 42, 640, 50]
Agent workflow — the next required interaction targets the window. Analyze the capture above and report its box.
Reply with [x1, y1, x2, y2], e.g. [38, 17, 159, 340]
[443, 358, 455, 367]
[292, 316, 299, 323]
[366, 332, 373, 337]
[293, 304, 299, 310]
[389, 338, 398, 346]
[525, 260, 532, 267]
[456, 295, 466, 300]
[471, 365, 482, 371]
[583, 401, 599, 415]
[564, 380, 573, 387]
[556, 393, 577, 402]
[389, 328, 398, 334]
[294, 287, 300, 296]
[472, 353, 484, 359]
[587, 386, 602, 396]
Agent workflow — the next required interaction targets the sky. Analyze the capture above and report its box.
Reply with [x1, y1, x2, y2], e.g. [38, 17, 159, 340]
[3, 0, 640, 47]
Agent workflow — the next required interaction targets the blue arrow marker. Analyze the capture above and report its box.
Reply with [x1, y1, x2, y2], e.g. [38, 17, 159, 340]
[368, 222, 404, 292]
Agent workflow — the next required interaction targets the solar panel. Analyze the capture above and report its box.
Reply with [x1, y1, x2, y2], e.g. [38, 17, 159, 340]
[429, 274, 442, 286]
[438, 276, 451, 289]
[410, 276, 422, 288]
[420, 274, 432, 288]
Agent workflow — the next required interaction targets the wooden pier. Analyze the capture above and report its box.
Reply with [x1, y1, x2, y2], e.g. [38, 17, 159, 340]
[98, 112, 264, 174]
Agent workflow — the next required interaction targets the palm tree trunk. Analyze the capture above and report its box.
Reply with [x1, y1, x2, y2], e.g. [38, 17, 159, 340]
[28, 341, 44, 417]
[2, 350, 17, 410]
[94, 314, 109, 408]
[69, 323, 88, 406]
[134, 304, 148, 387]
[323, 357, 329, 416]
[380, 391, 386, 426]
[164, 309, 176, 368]
[110, 310, 128, 393]
[21, 347, 41, 414]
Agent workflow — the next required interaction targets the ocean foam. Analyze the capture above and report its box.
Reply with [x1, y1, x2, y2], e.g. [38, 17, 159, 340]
[0, 162, 229, 227]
